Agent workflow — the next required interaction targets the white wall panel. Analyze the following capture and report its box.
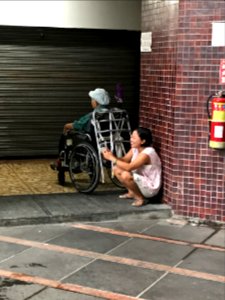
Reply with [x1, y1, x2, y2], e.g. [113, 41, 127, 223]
[0, 0, 141, 30]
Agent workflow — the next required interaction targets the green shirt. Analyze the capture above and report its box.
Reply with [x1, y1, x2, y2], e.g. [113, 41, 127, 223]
[72, 105, 108, 132]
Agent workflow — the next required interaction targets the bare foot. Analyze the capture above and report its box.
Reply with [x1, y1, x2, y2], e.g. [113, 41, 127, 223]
[119, 193, 134, 199]
[131, 199, 145, 207]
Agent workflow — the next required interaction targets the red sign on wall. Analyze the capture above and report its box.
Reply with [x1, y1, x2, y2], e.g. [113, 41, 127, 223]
[219, 59, 225, 84]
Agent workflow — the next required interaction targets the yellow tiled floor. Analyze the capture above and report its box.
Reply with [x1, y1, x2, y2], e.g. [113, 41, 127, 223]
[0, 159, 117, 196]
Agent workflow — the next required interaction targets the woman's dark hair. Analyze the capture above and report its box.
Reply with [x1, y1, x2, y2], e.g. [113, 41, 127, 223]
[135, 127, 153, 147]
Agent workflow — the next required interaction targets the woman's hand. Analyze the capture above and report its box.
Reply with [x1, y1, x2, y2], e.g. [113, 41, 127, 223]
[101, 148, 115, 162]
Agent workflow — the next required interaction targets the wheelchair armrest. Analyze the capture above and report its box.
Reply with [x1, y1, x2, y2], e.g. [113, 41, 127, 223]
[66, 130, 92, 143]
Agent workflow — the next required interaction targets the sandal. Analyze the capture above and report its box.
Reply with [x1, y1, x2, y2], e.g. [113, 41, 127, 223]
[131, 199, 145, 207]
[119, 193, 133, 199]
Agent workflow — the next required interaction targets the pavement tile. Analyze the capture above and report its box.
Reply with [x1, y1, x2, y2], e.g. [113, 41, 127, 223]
[0, 281, 44, 300]
[31, 287, 100, 300]
[179, 248, 225, 276]
[144, 221, 216, 243]
[0, 241, 27, 262]
[0, 248, 92, 280]
[0, 197, 47, 220]
[0, 191, 171, 226]
[205, 229, 225, 247]
[110, 238, 193, 266]
[37, 196, 91, 216]
[0, 159, 122, 197]
[142, 273, 225, 300]
[35, 194, 110, 216]
[48, 228, 128, 253]
[35, 191, 170, 217]
[89, 220, 158, 233]
[0, 159, 75, 196]
[0, 222, 223, 300]
[0, 177, 33, 195]
[65, 259, 163, 296]
[0, 224, 72, 243]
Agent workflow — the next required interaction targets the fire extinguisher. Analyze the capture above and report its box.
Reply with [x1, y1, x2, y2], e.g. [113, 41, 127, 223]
[207, 90, 225, 149]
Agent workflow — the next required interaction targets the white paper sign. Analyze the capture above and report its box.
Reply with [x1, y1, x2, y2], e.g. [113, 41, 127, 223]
[141, 32, 152, 52]
[219, 59, 225, 84]
[214, 126, 224, 138]
[212, 22, 225, 46]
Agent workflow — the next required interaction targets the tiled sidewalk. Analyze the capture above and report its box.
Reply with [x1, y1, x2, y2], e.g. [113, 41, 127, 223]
[0, 159, 171, 227]
[0, 159, 118, 196]
[0, 219, 224, 299]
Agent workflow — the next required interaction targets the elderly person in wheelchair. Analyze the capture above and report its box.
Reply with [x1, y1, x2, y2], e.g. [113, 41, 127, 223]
[50, 88, 110, 172]
[50, 86, 132, 194]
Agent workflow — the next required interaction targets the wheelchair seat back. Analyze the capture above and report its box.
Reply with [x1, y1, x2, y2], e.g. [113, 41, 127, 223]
[92, 108, 131, 151]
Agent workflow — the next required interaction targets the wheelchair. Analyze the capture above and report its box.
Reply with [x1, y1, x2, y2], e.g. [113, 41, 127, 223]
[56, 107, 131, 193]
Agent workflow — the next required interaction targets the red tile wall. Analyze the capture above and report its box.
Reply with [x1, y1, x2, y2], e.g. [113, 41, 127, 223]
[140, 0, 225, 223]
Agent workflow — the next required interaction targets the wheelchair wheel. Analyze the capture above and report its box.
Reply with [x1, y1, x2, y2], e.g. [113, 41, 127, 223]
[69, 142, 100, 193]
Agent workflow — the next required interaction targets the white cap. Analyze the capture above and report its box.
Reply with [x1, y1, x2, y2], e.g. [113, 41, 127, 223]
[88, 88, 110, 105]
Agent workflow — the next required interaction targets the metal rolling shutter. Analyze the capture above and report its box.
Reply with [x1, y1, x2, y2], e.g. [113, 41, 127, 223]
[0, 26, 140, 157]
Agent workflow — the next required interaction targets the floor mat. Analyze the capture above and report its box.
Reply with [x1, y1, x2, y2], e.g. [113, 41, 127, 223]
[0, 159, 119, 196]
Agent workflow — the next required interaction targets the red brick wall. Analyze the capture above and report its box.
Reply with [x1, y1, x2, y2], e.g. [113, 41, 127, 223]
[140, 0, 225, 223]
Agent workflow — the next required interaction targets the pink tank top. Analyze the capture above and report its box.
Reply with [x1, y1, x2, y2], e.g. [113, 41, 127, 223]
[131, 147, 162, 191]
